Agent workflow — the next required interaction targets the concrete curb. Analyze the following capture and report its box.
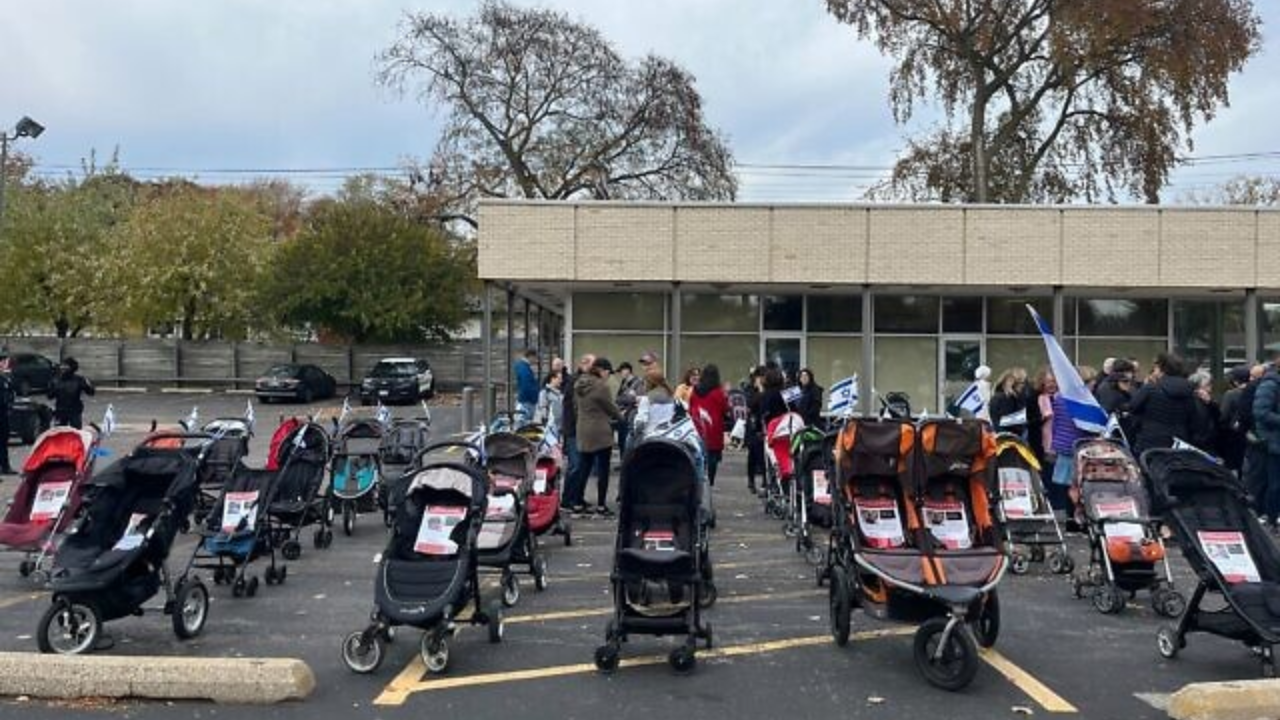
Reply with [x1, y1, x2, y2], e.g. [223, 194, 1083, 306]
[0, 653, 314, 704]
[158, 388, 215, 395]
[1167, 678, 1280, 720]
[96, 387, 150, 394]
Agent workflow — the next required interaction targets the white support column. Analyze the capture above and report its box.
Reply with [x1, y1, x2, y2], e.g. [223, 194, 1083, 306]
[861, 286, 874, 416]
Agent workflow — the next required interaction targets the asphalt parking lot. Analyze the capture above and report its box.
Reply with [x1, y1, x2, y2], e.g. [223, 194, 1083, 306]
[0, 391, 1269, 719]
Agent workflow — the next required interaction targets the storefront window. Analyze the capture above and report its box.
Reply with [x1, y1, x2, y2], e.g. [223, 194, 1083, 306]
[875, 296, 939, 334]
[807, 336, 862, 389]
[762, 295, 803, 331]
[1077, 298, 1168, 337]
[874, 337, 938, 412]
[1175, 300, 1246, 374]
[572, 334, 664, 374]
[1076, 339, 1167, 379]
[682, 294, 759, 332]
[808, 295, 862, 333]
[1260, 300, 1280, 356]
[573, 293, 665, 332]
[942, 297, 983, 333]
[679, 334, 759, 387]
[988, 297, 1053, 335]
[986, 338, 1048, 378]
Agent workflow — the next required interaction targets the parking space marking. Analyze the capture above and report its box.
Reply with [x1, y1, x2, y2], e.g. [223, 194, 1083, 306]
[980, 648, 1078, 713]
[0, 592, 43, 611]
[374, 627, 914, 705]
[550, 557, 800, 584]
[455, 589, 823, 626]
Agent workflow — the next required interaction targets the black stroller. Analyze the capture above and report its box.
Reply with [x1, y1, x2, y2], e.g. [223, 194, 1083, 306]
[594, 436, 713, 674]
[1143, 449, 1280, 676]
[377, 417, 433, 527]
[36, 446, 208, 654]
[792, 425, 835, 567]
[265, 420, 334, 559]
[341, 456, 502, 675]
[478, 431, 546, 607]
[192, 418, 253, 525]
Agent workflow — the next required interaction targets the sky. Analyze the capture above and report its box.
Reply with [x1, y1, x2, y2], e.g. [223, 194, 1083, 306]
[2, 0, 1278, 203]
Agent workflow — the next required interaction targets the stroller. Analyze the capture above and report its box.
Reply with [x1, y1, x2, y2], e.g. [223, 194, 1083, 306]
[879, 391, 913, 420]
[341, 457, 503, 675]
[35, 443, 209, 654]
[727, 388, 749, 450]
[187, 458, 291, 598]
[264, 419, 334, 559]
[329, 418, 385, 536]
[0, 427, 100, 581]
[594, 435, 713, 674]
[377, 417, 433, 527]
[192, 418, 252, 525]
[1143, 449, 1280, 675]
[828, 418, 1006, 691]
[763, 412, 806, 521]
[790, 425, 832, 565]
[478, 431, 546, 606]
[515, 421, 572, 547]
[993, 434, 1072, 575]
[1070, 438, 1183, 616]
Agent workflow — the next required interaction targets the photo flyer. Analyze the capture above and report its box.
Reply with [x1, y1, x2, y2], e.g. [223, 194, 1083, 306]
[415, 505, 466, 556]
[998, 467, 1034, 518]
[533, 468, 548, 494]
[1094, 498, 1144, 541]
[29, 481, 73, 522]
[486, 493, 516, 519]
[1197, 530, 1261, 583]
[812, 469, 832, 505]
[924, 500, 972, 549]
[855, 498, 905, 548]
[221, 491, 260, 533]
[642, 530, 676, 552]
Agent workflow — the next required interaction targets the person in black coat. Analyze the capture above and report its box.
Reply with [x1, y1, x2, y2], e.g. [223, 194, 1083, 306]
[1129, 353, 1209, 455]
[1095, 358, 1138, 439]
[989, 367, 1028, 430]
[744, 367, 766, 494]
[48, 357, 95, 430]
[796, 368, 824, 428]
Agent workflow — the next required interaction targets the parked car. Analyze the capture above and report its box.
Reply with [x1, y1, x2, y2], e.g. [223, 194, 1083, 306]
[359, 358, 434, 405]
[9, 398, 52, 445]
[254, 363, 338, 404]
[0, 352, 58, 397]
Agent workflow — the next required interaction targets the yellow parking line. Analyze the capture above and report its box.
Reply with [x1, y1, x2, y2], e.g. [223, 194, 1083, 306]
[0, 593, 43, 611]
[980, 648, 1078, 713]
[457, 589, 823, 626]
[375, 627, 913, 704]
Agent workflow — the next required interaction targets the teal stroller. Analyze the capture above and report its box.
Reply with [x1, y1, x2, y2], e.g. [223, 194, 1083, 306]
[329, 418, 385, 536]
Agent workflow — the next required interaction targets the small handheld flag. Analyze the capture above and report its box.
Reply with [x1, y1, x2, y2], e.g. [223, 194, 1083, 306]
[338, 397, 352, 426]
[102, 404, 118, 437]
[827, 375, 859, 416]
[244, 399, 255, 431]
[955, 380, 985, 416]
[183, 406, 199, 432]
[781, 386, 802, 406]
[375, 401, 391, 426]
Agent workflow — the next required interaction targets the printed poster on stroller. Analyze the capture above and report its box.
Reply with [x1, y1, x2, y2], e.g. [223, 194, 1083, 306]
[812, 469, 832, 505]
[415, 505, 465, 556]
[1094, 498, 1144, 541]
[221, 491, 259, 533]
[112, 513, 149, 551]
[1197, 530, 1261, 583]
[998, 468, 1034, 518]
[854, 499, 905, 548]
[534, 468, 548, 494]
[486, 493, 516, 518]
[29, 481, 73, 522]
[925, 501, 973, 549]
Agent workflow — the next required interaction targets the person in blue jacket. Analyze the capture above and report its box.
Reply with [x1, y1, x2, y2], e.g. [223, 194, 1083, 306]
[514, 349, 540, 421]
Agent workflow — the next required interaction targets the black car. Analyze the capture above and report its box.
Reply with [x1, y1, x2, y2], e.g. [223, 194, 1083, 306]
[255, 363, 338, 404]
[0, 352, 58, 396]
[9, 398, 52, 445]
[359, 358, 434, 405]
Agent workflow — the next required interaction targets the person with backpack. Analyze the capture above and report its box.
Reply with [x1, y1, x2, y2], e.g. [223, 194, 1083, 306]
[1218, 365, 1254, 473]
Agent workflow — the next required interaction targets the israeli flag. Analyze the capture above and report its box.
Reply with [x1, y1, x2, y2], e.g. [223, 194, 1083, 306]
[183, 406, 199, 432]
[955, 380, 985, 415]
[375, 401, 391, 426]
[338, 396, 352, 426]
[244, 399, 255, 431]
[827, 375, 858, 415]
[102, 404, 118, 437]
[1026, 305, 1107, 433]
[782, 385, 802, 406]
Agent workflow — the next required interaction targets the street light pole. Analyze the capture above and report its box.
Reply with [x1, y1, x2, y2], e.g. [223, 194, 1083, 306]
[0, 116, 46, 239]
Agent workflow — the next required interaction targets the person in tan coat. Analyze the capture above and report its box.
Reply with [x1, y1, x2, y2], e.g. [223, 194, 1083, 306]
[569, 357, 621, 516]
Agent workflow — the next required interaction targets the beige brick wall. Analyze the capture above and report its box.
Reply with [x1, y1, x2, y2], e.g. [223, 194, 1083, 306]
[965, 208, 1060, 286]
[770, 207, 867, 284]
[867, 208, 964, 284]
[674, 207, 771, 282]
[478, 204, 574, 281]
[1160, 210, 1256, 288]
[575, 205, 674, 281]
[1061, 210, 1160, 287]
[1258, 213, 1280, 289]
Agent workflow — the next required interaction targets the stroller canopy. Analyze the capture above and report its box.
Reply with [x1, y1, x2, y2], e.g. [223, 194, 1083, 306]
[1142, 448, 1243, 513]
[23, 427, 96, 474]
[620, 437, 700, 512]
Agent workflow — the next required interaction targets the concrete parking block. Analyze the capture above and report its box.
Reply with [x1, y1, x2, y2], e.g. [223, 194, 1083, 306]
[1167, 678, 1280, 720]
[0, 653, 314, 704]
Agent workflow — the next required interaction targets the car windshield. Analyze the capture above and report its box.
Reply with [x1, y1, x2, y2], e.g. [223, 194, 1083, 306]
[371, 362, 417, 378]
[265, 365, 299, 378]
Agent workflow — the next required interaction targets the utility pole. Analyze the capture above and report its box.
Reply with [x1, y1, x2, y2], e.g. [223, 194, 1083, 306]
[0, 116, 46, 238]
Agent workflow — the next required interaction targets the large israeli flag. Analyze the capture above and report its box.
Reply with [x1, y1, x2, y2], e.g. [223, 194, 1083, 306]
[827, 375, 858, 415]
[1026, 305, 1107, 433]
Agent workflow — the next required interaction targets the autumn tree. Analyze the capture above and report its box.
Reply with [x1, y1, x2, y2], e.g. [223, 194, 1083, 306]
[264, 188, 475, 343]
[1180, 175, 1280, 206]
[828, 0, 1261, 203]
[107, 183, 274, 340]
[376, 0, 736, 209]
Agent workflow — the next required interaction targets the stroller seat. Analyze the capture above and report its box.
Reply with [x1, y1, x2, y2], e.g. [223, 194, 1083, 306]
[384, 557, 465, 599]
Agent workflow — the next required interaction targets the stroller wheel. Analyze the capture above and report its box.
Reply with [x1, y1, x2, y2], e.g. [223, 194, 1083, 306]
[246, 576, 259, 598]
[971, 591, 1000, 648]
[1092, 584, 1124, 615]
[594, 644, 620, 674]
[1156, 625, 1181, 659]
[1048, 551, 1073, 575]
[1029, 545, 1046, 563]
[421, 633, 450, 675]
[698, 581, 718, 609]
[284, 540, 303, 561]
[1010, 553, 1030, 576]
[342, 630, 385, 674]
[501, 572, 521, 607]
[1155, 588, 1187, 619]
[668, 645, 697, 674]
[232, 578, 247, 598]
[172, 581, 209, 640]
[383, 511, 394, 529]
[18, 560, 33, 578]
[37, 600, 101, 655]
[278, 566, 288, 584]
[829, 566, 852, 647]
[533, 557, 549, 592]
[805, 545, 825, 567]
[815, 564, 828, 588]
[488, 602, 504, 644]
[783, 522, 798, 539]
[342, 503, 356, 537]
[264, 567, 277, 586]
[913, 617, 979, 692]
[563, 524, 573, 547]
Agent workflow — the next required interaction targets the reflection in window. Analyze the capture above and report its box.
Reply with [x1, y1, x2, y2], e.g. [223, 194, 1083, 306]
[808, 295, 862, 333]
[680, 334, 759, 386]
[942, 297, 983, 333]
[1077, 299, 1168, 337]
[762, 295, 803, 331]
[682, 294, 759, 332]
[987, 297, 1052, 335]
[574, 293, 665, 331]
[875, 296, 939, 334]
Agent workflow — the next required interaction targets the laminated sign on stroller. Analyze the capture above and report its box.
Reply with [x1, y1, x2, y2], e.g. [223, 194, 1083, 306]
[1142, 449, 1280, 675]
[35, 442, 209, 654]
[993, 434, 1072, 576]
[594, 435, 713, 675]
[827, 418, 1006, 691]
[341, 457, 503, 675]
[187, 459, 287, 598]
[328, 417, 385, 536]
[0, 427, 100, 582]
[515, 421, 572, 547]
[478, 431, 547, 607]
[1069, 438, 1184, 617]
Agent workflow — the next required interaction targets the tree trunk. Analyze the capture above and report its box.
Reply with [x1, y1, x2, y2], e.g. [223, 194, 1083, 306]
[182, 298, 197, 341]
[54, 317, 69, 339]
[970, 70, 989, 204]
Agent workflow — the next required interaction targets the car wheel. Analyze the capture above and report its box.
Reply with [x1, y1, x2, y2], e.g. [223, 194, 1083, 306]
[21, 417, 37, 445]
[300, 387, 314, 405]
[16, 380, 30, 397]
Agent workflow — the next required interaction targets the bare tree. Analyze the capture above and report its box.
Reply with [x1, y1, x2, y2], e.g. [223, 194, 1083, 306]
[1179, 175, 1280, 206]
[377, 1, 736, 210]
[830, 0, 1261, 204]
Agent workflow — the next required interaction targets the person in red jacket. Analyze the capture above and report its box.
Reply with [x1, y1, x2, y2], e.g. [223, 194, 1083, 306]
[690, 364, 730, 486]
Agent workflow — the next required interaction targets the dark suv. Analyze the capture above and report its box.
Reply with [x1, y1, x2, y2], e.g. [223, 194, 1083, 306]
[359, 358, 434, 405]
[0, 352, 58, 396]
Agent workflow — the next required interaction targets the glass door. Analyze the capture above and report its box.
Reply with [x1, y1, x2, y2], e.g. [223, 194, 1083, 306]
[762, 336, 803, 382]
[940, 337, 983, 414]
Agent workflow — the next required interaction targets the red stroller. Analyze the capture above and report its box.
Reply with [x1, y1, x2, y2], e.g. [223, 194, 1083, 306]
[517, 423, 571, 547]
[0, 427, 100, 580]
